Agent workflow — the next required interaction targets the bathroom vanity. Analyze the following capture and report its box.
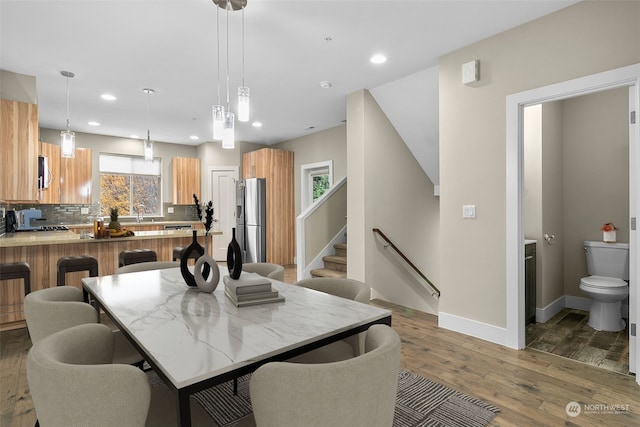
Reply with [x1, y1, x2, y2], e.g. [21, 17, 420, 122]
[525, 241, 537, 325]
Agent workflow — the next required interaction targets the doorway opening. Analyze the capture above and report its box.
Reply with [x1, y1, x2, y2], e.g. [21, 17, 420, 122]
[506, 63, 639, 383]
[522, 89, 631, 375]
[209, 166, 239, 261]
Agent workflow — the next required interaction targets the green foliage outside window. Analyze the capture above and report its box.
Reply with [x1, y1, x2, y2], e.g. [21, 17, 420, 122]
[312, 175, 330, 202]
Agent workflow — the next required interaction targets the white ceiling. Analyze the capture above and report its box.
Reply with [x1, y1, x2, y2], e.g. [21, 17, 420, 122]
[1, 0, 577, 148]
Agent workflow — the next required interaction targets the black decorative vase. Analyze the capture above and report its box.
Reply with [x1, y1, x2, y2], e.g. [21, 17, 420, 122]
[226, 227, 243, 280]
[181, 230, 210, 287]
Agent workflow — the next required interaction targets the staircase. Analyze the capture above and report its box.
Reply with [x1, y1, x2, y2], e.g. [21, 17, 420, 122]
[310, 243, 347, 278]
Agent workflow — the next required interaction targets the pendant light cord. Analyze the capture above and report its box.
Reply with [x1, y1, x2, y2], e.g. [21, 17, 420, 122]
[241, 7, 245, 88]
[146, 90, 151, 141]
[216, 6, 221, 105]
[225, 6, 230, 110]
[66, 75, 71, 131]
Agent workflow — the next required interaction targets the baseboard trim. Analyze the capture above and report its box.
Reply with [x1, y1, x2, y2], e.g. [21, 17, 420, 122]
[536, 295, 629, 323]
[438, 311, 507, 346]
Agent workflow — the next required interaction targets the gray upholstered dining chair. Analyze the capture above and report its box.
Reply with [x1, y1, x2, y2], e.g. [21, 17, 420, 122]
[27, 323, 212, 427]
[115, 260, 180, 274]
[27, 323, 150, 427]
[241, 263, 285, 281]
[236, 324, 400, 427]
[24, 286, 143, 366]
[289, 277, 371, 363]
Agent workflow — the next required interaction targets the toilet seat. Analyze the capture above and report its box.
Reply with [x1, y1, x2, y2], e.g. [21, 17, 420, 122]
[580, 275, 628, 290]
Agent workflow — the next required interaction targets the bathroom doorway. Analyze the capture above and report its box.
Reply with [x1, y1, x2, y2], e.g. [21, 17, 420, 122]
[505, 64, 640, 384]
[522, 88, 631, 375]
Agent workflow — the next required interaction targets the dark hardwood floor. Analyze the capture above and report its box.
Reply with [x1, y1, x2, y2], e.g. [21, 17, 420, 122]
[527, 308, 629, 375]
[2, 265, 639, 426]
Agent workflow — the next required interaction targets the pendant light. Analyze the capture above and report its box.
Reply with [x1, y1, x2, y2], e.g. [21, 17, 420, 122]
[212, 5, 224, 141]
[221, 5, 235, 149]
[60, 71, 76, 158]
[143, 88, 154, 163]
[212, 0, 248, 149]
[237, 7, 250, 122]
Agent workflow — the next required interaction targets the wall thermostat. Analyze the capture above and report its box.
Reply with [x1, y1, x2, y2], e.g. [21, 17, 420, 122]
[462, 60, 480, 84]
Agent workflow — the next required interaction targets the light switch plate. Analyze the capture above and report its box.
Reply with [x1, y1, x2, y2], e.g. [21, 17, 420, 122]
[463, 205, 476, 219]
[80, 207, 89, 215]
[167, 207, 174, 214]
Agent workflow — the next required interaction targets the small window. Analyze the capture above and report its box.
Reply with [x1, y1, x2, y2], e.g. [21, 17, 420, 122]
[301, 160, 333, 211]
[99, 154, 162, 217]
[311, 170, 330, 202]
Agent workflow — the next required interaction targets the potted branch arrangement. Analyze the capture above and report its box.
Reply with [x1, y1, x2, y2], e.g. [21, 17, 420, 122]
[181, 194, 218, 292]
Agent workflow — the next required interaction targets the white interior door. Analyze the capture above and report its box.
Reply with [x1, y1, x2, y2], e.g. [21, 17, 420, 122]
[210, 167, 238, 261]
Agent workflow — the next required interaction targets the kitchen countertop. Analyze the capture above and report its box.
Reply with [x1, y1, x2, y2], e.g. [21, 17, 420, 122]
[62, 221, 199, 228]
[0, 229, 222, 248]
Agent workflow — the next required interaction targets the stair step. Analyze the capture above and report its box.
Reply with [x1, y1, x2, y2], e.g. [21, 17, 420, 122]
[310, 268, 347, 279]
[322, 255, 346, 272]
[334, 243, 347, 258]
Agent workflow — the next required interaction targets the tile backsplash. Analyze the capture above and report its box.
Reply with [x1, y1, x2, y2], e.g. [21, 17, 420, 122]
[1, 202, 198, 233]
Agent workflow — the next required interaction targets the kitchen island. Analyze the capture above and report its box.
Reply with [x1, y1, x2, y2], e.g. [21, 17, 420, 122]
[0, 229, 222, 329]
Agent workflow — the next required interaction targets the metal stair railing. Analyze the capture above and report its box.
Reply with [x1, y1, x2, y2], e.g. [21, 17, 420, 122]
[372, 228, 440, 298]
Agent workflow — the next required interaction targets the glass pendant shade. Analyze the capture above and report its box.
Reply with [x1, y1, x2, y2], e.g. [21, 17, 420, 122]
[237, 86, 250, 122]
[222, 111, 235, 149]
[212, 105, 225, 141]
[60, 129, 75, 158]
[143, 137, 154, 163]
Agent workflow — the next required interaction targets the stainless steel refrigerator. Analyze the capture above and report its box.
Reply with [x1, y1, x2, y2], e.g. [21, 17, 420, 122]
[236, 178, 266, 263]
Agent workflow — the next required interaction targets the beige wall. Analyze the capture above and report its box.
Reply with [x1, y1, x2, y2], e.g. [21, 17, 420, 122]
[439, 1, 639, 327]
[524, 102, 566, 310]
[347, 90, 440, 315]
[39, 128, 197, 204]
[541, 101, 564, 308]
[196, 140, 265, 201]
[562, 87, 629, 297]
[0, 69, 37, 103]
[273, 125, 347, 217]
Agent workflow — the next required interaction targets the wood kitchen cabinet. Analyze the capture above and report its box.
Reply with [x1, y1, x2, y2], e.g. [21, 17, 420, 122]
[59, 147, 92, 204]
[0, 99, 39, 201]
[172, 157, 201, 204]
[243, 148, 295, 265]
[38, 143, 92, 204]
[39, 141, 61, 204]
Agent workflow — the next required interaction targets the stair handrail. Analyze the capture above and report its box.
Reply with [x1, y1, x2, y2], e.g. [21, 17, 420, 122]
[372, 228, 440, 298]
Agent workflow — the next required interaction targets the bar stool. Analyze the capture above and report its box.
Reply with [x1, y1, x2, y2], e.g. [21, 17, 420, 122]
[0, 261, 31, 296]
[173, 246, 199, 262]
[118, 249, 157, 267]
[57, 256, 99, 302]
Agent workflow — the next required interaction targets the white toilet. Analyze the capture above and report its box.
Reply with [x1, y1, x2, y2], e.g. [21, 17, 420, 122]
[579, 240, 629, 332]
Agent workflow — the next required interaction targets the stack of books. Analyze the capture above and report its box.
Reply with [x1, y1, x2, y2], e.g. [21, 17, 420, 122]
[224, 272, 285, 307]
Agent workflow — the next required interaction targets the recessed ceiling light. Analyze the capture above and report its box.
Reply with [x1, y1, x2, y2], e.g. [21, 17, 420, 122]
[319, 81, 332, 89]
[252, 121, 262, 128]
[370, 54, 387, 64]
[130, 134, 139, 139]
[101, 94, 116, 101]
[88, 121, 100, 126]
[190, 135, 199, 140]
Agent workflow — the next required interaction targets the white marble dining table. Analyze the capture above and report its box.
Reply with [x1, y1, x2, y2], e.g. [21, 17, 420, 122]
[82, 266, 392, 427]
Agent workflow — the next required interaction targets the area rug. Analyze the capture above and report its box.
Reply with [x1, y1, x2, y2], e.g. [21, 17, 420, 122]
[185, 369, 500, 427]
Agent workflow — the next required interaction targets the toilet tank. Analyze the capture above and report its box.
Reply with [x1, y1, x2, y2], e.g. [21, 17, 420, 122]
[584, 240, 629, 280]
